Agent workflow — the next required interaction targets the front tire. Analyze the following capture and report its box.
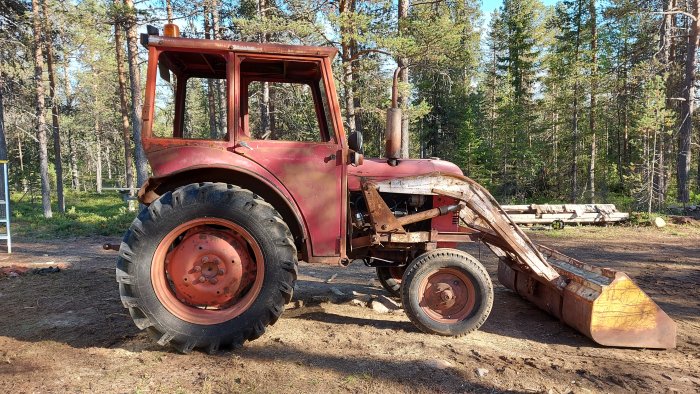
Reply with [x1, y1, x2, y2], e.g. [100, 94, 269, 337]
[401, 249, 493, 336]
[116, 182, 297, 353]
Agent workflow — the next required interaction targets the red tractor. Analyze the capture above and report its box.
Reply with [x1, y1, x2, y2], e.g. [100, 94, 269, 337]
[116, 25, 675, 353]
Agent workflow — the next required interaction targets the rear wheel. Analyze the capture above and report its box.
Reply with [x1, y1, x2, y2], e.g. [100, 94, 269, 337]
[401, 249, 493, 336]
[116, 182, 297, 353]
[376, 266, 405, 297]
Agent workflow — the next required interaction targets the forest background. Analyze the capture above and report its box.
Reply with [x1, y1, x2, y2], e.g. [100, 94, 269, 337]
[2, 0, 700, 223]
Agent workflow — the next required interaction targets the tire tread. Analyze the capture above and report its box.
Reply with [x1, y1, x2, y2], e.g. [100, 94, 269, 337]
[117, 182, 298, 353]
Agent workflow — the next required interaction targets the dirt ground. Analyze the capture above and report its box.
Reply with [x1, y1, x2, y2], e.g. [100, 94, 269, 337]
[0, 227, 698, 393]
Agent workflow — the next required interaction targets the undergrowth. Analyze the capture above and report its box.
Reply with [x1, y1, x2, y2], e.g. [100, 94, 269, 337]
[538, 221, 700, 239]
[11, 191, 136, 239]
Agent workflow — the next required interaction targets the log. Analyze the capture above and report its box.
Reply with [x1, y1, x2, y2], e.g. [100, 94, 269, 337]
[501, 204, 629, 225]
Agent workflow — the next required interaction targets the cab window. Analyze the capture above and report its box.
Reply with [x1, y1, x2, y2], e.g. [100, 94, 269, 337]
[152, 51, 228, 140]
[239, 57, 334, 143]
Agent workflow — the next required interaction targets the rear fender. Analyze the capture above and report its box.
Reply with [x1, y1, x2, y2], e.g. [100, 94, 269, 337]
[138, 165, 309, 261]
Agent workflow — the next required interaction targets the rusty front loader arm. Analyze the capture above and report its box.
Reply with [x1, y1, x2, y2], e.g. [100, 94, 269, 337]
[375, 173, 677, 349]
[375, 174, 563, 284]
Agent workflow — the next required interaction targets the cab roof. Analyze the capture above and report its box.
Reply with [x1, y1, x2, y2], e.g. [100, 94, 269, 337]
[144, 34, 338, 60]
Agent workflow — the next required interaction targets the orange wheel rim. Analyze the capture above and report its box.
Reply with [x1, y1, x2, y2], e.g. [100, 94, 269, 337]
[151, 218, 265, 325]
[418, 268, 476, 324]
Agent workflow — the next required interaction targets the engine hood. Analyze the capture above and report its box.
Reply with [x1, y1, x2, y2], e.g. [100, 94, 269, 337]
[347, 158, 464, 191]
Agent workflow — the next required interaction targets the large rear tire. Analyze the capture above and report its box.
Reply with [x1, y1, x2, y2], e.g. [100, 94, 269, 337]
[116, 182, 297, 353]
[401, 249, 493, 336]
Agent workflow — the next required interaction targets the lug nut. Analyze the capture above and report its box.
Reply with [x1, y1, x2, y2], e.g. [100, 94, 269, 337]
[209, 277, 218, 284]
[198, 276, 206, 283]
[218, 269, 225, 275]
[201, 256, 209, 263]
[193, 266, 202, 272]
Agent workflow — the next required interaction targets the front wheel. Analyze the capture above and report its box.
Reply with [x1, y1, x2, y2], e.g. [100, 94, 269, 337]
[401, 249, 493, 336]
[116, 183, 298, 353]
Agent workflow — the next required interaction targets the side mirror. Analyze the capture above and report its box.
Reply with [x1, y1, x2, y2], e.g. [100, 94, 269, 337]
[348, 131, 364, 154]
[348, 131, 364, 167]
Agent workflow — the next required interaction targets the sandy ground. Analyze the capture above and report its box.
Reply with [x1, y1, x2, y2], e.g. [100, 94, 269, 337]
[0, 227, 698, 393]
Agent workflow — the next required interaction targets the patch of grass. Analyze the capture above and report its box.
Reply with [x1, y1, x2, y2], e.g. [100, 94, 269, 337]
[628, 212, 668, 226]
[341, 372, 373, 388]
[531, 221, 700, 239]
[11, 191, 136, 239]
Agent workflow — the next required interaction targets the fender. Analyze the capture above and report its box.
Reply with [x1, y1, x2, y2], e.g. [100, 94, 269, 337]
[138, 163, 310, 261]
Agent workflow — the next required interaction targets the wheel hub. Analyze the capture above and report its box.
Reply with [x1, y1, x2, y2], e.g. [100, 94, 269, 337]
[419, 269, 476, 323]
[166, 226, 255, 308]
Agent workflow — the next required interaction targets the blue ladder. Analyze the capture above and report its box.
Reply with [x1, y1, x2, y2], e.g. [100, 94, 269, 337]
[0, 161, 11, 253]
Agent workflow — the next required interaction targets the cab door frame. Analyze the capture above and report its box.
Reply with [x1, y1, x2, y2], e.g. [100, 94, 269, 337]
[231, 52, 349, 263]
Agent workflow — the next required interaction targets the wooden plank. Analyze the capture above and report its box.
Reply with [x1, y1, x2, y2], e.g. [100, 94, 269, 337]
[501, 203, 621, 215]
[508, 212, 629, 224]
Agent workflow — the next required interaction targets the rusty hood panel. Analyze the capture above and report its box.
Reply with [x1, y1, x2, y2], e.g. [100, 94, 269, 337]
[347, 158, 463, 191]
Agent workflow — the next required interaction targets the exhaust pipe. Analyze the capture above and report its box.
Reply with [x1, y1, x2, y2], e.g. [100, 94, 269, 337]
[385, 68, 402, 166]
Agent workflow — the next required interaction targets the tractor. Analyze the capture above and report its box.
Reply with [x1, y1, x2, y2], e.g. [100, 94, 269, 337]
[115, 24, 676, 353]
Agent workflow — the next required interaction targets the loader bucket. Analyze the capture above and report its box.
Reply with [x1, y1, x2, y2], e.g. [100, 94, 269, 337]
[498, 245, 677, 349]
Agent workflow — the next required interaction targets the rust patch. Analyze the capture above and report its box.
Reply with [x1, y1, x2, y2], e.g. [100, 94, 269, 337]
[361, 181, 405, 234]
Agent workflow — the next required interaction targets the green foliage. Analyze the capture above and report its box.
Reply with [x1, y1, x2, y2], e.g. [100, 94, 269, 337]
[11, 192, 134, 238]
[627, 211, 666, 227]
[3, 0, 700, 229]
[626, 68, 675, 212]
[411, 0, 483, 164]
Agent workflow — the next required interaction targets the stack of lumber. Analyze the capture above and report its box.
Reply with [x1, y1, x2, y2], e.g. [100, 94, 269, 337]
[500, 204, 629, 225]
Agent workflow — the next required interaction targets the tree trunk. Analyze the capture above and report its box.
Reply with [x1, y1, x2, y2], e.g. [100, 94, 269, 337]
[587, 0, 597, 203]
[211, 0, 220, 38]
[260, 82, 272, 137]
[571, 92, 579, 203]
[398, 0, 410, 158]
[114, 8, 134, 193]
[123, 0, 149, 187]
[32, 0, 52, 218]
[68, 128, 79, 190]
[570, 0, 583, 203]
[59, 46, 80, 190]
[17, 133, 27, 192]
[0, 79, 7, 161]
[203, 0, 218, 139]
[106, 144, 112, 180]
[337, 0, 357, 136]
[341, 59, 356, 134]
[254, 0, 274, 137]
[95, 117, 102, 194]
[657, 0, 674, 207]
[677, 0, 700, 203]
[211, 0, 226, 133]
[42, 0, 65, 213]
